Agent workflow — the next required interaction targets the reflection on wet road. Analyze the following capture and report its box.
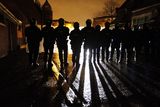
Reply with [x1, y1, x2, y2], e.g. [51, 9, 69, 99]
[51, 47, 160, 107]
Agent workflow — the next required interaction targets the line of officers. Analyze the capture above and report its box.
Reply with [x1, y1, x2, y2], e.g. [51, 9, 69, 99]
[25, 18, 160, 70]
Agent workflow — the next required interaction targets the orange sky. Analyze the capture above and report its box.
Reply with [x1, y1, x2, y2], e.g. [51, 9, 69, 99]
[39, 0, 124, 26]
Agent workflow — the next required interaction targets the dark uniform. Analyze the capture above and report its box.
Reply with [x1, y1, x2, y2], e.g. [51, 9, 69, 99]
[142, 23, 151, 62]
[81, 19, 95, 60]
[134, 26, 143, 63]
[41, 20, 56, 67]
[101, 22, 112, 62]
[121, 23, 134, 64]
[55, 18, 69, 69]
[111, 24, 121, 63]
[70, 22, 83, 65]
[93, 25, 101, 61]
[25, 18, 41, 67]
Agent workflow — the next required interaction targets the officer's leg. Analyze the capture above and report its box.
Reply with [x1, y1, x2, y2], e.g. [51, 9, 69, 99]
[110, 45, 115, 61]
[64, 44, 68, 66]
[135, 44, 139, 63]
[102, 46, 105, 61]
[72, 48, 76, 65]
[127, 45, 133, 64]
[121, 43, 125, 62]
[106, 45, 110, 62]
[116, 46, 120, 63]
[76, 48, 81, 64]
[58, 47, 63, 68]
[28, 43, 33, 65]
[33, 43, 39, 66]
[48, 45, 54, 66]
[43, 45, 48, 65]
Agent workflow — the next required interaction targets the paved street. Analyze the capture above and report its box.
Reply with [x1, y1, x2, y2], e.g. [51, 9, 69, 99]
[0, 48, 160, 107]
[52, 49, 160, 107]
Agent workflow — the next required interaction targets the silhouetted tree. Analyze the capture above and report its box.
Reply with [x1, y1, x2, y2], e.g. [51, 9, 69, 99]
[103, 0, 125, 16]
[103, 0, 118, 16]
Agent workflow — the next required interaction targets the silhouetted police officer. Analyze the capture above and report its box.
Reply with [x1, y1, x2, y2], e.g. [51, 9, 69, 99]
[120, 25, 127, 63]
[93, 25, 101, 62]
[121, 23, 134, 64]
[101, 22, 112, 62]
[142, 23, 151, 62]
[25, 18, 41, 67]
[55, 18, 69, 70]
[134, 25, 143, 63]
[81, 19, 95, 60]
[110, 24, 121, 63]
[42, 19, 56, 67]
[69, 22, 83, 66]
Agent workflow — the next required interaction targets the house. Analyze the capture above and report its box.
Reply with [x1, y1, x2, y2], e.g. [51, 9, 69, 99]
[131, 0, 160, 27]
[116, 0, 160, 27]
[0, 0, 41, 58]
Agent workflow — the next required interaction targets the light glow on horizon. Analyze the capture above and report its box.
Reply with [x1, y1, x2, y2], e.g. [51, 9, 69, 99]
[39, 0, 124, 26]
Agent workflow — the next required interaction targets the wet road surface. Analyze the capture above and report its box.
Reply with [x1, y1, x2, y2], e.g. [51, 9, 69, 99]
[50, 48, 160, 107]
[1, 48, 160, 107]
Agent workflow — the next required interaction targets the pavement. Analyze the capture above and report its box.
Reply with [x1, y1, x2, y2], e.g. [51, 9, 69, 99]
[0, 48, 75, 107]
[0, 49, 55, 107]
[0, 48, 160, 107]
